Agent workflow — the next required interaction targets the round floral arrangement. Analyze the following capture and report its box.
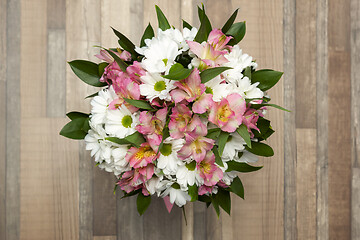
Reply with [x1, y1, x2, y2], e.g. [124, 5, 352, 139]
[60, 5, 286, 216]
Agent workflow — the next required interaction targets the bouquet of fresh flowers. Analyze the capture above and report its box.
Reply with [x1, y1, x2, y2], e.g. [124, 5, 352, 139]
[60, 5, 286, 216]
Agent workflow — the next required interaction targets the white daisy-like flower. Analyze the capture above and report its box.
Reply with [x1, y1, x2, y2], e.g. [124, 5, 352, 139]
[222, 45, 258, 83]
[145, 176, 164, 196]
[161, 185, 191, 207]
[221, 133, 246, 161]
[85, 123, 110, 163]
[176, 164, 203, 187]
[90, 86, 116, 125]
[230, 76, 264, 100]
[105, 105, 139, 139]
[139, 72, 175, 101]
[136, 34, 181, 73]
[157, 138, 185, 175]
[236, 150, 259, 163]
[112, 146, 130, 175]
[204, 76, 231, 102]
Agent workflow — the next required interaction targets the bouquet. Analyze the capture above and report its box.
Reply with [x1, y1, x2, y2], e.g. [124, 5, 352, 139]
[60, 5, 286, 216]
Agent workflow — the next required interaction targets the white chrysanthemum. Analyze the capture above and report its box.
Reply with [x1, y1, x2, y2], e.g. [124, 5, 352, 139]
[112, 146, 131, 175]
[222, 45, 258, 83]
[105, 105, 139, 138]
[176, 164, 203, 187]
[136, 34, 181, 73]
[222, 133, 246, 161]
[140, 72, 175, 101]
[161, 185, 191, 207]
[85, 123, 110, 163]
[90, 86, 116, 125]
[230, 76, 264, 100]
[204, 76, 231, 102]
[157, 138, 185, 175]
[145, 176, 164, 196]
[236, 150, 259, 163]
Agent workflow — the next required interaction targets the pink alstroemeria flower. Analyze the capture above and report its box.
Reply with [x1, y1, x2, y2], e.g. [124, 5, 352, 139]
[207, 29, 232, 52]
[95, 49, 131, 63]
[168, 104, 193, 139]
[198, 185, 216, 195]
[109, 77, 141, 112]
[208, 93, 246, 133]
[126, 61, 146, 84]
[136, 108, 167, 150]
[177, 129, 215, 163]
[125, 143, 157, 168]
[117, 164, 155, 193]
[197, 151, 223, 186]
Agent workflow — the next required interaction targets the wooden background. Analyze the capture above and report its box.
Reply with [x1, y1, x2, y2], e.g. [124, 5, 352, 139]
[0, 0, 359, 239]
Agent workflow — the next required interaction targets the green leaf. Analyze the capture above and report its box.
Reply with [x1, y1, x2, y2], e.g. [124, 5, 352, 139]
[98, 62, 108, 76]
[105, 49, 128, 72]
[206, 128, 221, 140]
[106, 131, 145, 148]
[123, 98, 154, 110]
[211, 197, 221, 217]
[214, 188, 231, 215]
[111, 27, 137, 59]
[236, 125, 252, 148]
[163, 63, 193, 80]
[188, 185, 198, 202]
[140, 23, 155, 47]
[200, 67, 232, 83]
[121, 189, 141, 199]
[85, 92, 99, 99]
[226, 161, 263, 172]
[221, 8, 239, 33]
[137, 193, 151, 216]
[186, 161, 196, 171]
[198, 195, 212, 203]
[183, 19, 192, 29]
[243, 66, 252, 79]
[230, 176, 244, 199]
[59, 117, 89, 140]
[218, 131, 230, 157]
[213, 146, 224, 167]
[68, 60, 107, 87]
[251, 69, 283, 91]
[226, 22, 246, 46]
[245, 141, 274, 157]
[155, 5, 171, 30]
[66, 111, 89, 120]
[194, 5, 212, 43]
[251, 103, 291, 112]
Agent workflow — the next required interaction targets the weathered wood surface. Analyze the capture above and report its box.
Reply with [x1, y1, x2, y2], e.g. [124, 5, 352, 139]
[1, 0, 359, 239]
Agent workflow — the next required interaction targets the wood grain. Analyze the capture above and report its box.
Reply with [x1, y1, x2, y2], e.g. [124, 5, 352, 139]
[295, 0, 317, 128]
[6, 0, 21, 239]
[182, 203, 194, 240]
[193, 202, 207, 240]
[0, 0, 6, 238]
[351, 0, 360, 237]
[296, 129, 317, 240]
[20, 119, 79, 240]
[283, 0, 297, 238]
[328, 0, 351, 238]
[47, 29, 66, 117]
[93, 236, 116, 240]
[316, 0, 329, 239]
[47, 0, 65, 29]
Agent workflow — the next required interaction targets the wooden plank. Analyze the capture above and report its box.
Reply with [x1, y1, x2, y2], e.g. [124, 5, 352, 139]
[230, 1, 284, 239]
[20, 0, 47, 118]
[296, 129, 317, 240]
[328, 0, 351, 239]
[283, 0, 297, 239]
[352, 168, 360, 240]
[206, 208, 221, 240]
[205, 0, 232, 29]
[20, 118, 79, 240]
[0, 0, 7, 238]
[93, 236, 116, 240]
[79, 142, 93, 240]
[47, 0, 65, 29]
[143, 0, 182, 30]
[47, 29, 66, 117]
[143, 197, 182, 240]
[193, 202, 207, 240]
[116, 193, 144, 240]
[295, 0, 317, 128]
[351, 0, 360, 238]
[93, 170, 117, 236]
[66, 0, 101, 113]
[316, 0, 329, 239]
[6, 0, 21, 239]
[182, 203, 194, 240]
